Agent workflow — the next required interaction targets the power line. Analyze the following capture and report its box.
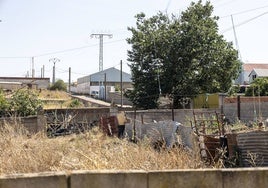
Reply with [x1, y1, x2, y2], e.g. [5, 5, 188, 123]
[220, 4, 268, 18]
[214, 0, 239, 9]
[33, 39, 124, 58]
[33, 44, 99, 58]
[0, 56, 30, 59]
[0, 38, 126, 61]
[165, 0, 172, 13]
[221, 11, 268, 33]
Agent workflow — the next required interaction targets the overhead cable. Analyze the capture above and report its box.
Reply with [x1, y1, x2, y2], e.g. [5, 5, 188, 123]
[221, 11, 268, 33]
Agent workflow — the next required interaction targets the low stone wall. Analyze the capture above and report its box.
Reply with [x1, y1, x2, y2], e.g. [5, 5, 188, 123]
[0, 108, 111, 135]
[0, 168, 267, 188]
[0, 114, 46, 135]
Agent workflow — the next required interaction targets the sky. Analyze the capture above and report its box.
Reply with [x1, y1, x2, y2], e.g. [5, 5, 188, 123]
[0, 0, 268, 82]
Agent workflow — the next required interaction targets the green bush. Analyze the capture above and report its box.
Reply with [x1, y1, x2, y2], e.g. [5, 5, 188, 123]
[0, 90, 10, 117]
[9, 89, 43, 117]
[68, 99, 82, 108]
[245, 78, 268, 96]
[50, 79, 67, 91]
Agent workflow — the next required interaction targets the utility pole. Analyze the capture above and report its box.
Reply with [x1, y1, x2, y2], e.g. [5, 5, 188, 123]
[104, 73, 107, 101]
[31, 57, 35, 78]
[120, 60, 123, 107]
[49, 58, 60, 84]
[90, 33, 113, 72]
[69, 67, 71, 93]
[231, 15, 243, 84]
[231, 15, 242, 60]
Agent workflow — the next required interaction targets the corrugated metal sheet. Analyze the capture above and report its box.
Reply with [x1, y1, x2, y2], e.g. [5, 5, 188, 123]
[125, 120, 182, 148]
[237, 131, 268, 167]
[146, 121, 180, 148]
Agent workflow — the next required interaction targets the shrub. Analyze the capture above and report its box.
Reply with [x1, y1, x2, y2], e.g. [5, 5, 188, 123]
[0, 90, 10, 117]
[50, 79, 67, 91]
[9, 89, 43, 117]
[68, 99, 82, 108]
[245, 78, 268, 96]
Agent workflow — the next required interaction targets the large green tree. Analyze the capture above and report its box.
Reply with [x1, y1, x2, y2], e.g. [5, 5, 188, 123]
[127, 0, 241, 109]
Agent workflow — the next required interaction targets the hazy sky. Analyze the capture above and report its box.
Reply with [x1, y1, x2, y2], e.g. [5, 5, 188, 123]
[0, 0, 268, 82]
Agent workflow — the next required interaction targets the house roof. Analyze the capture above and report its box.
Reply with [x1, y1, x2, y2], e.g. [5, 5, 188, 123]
[243, 63, 268, 71]
[90, 67, 132, 82]
[249, 68, 268, 77]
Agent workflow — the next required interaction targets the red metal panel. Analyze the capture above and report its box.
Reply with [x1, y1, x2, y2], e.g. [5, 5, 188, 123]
[100, 116, 118, 136]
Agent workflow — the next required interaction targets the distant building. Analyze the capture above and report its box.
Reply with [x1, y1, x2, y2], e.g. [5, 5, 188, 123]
[75, 67, 132, 96]
[235, 63, 268, 85]
[0, 77, 50, 91]
[248, 68, 268, 83]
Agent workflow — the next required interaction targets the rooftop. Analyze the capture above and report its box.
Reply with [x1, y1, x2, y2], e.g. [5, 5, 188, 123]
[243, 63, 268, 72]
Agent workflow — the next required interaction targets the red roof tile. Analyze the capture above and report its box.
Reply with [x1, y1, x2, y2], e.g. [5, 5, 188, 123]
[243, 63, 268, 71]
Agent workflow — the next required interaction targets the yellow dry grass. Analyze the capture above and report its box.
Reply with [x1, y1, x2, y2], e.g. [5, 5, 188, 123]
[37, 90, 75, 109]
[0, 123, 202, 175]
[38, 90, 71, 100]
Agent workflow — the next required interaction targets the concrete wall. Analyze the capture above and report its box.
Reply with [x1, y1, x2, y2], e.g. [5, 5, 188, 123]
[107, 92, 132, 106]
[223, 96, 268, 123]
[125, 108, 221, 125]
[0, 113, 46, 135]
[0, 77, 50, 89]
[44, 108, 110, 124]
[0, 108, 110, 135]
[0, 168, 267, 188]
[0, 172, 67, 188]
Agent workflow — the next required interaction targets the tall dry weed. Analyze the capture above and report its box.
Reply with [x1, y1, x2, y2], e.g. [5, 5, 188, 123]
[0, 124, 201, 175]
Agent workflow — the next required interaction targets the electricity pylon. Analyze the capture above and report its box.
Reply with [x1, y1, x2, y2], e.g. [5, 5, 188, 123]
[91, 33, 113, 72]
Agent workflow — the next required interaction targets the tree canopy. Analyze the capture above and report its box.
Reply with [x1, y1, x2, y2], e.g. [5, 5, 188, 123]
[126, 0, 241, 109]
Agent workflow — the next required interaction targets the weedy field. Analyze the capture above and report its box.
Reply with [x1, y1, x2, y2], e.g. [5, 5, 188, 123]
[0, 123, 203, 175]
[36, 90, 87, 109]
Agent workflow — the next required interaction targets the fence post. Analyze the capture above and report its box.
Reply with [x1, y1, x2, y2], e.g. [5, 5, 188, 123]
[237, 95, 241, 120]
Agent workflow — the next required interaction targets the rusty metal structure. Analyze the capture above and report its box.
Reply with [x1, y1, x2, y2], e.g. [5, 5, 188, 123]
[191, 110, 226, 164]
[99, 116, 118, 136]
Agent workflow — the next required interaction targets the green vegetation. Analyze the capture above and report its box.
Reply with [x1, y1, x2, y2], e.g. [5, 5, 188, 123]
[126, 0, 241, 109]
[245, 78, 268, 96]
[0, 89, 43, 117]
[9, 89, 43, 117]
[50, 79, 67, 91]
[0, 90, 9, 117]
[68, 98, 83, 108]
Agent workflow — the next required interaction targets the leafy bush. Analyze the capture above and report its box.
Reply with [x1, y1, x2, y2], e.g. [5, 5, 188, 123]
[9, 89, 43, 117]
[68, 99, 82, 108]
[0, 90, 10, 117]
[245, 78, 268, 96]
[50, 79, 67, 91]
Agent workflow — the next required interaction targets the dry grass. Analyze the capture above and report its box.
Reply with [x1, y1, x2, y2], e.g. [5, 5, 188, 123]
[0, 123, 202, 175]
[37, 90, 76, 109]
[38, 90, 71, 100]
